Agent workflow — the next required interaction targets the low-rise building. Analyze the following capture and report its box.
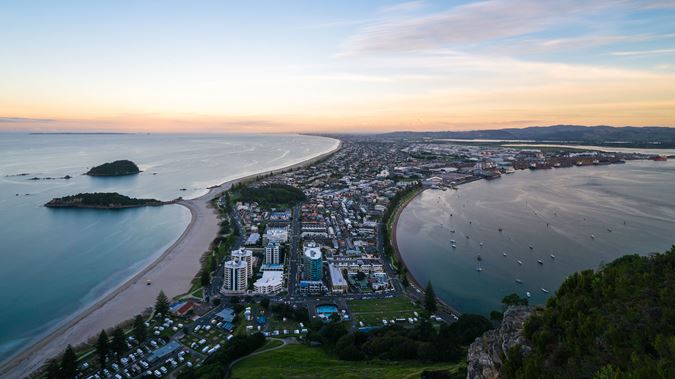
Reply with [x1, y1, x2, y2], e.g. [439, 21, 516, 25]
[328, 263, 348, 293]
[254, 270, 284, 294]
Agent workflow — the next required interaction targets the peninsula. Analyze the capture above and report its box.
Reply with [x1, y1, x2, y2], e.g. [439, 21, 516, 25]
[85, 160, 140, 176]
[45, 192, 168, 209]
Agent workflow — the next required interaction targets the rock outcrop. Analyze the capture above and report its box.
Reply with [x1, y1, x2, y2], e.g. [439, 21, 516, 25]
[466, 306, 533, 379]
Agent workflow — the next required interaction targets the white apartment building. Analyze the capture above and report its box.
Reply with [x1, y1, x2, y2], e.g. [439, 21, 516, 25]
[265, 242, 281, 265]
[231, 247, 253, 278]
[222, 259, 247, 294]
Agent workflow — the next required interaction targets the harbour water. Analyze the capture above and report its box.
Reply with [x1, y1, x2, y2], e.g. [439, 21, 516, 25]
[396, 159, 675, 315]
[0, 133, 337, 361]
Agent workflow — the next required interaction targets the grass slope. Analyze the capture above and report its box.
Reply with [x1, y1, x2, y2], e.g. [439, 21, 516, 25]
[230, 344, 464, 379]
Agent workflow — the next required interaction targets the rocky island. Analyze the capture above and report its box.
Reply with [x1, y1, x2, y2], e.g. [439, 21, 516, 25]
[45, 192, 175, 209]
[85, 160, 140, 176]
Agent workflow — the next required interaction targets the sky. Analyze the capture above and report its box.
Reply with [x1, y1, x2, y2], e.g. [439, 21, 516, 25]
[1, 0, 675, 133]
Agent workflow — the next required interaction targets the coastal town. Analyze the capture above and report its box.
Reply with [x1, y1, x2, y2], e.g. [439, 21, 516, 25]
[20, 136, 671, 379]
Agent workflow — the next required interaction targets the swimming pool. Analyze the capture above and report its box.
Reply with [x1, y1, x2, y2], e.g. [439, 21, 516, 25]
[316, 304, 338, 318]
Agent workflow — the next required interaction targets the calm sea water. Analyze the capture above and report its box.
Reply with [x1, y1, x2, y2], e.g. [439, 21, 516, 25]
[0, 133, 337, 361]
[396, 159, 675, 316]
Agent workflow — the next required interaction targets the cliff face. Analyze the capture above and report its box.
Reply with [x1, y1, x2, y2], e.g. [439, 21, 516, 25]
[466, 306, 532, 379]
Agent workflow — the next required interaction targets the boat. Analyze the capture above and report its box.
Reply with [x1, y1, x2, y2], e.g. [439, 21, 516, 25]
[591, 234, 595, 239]
[537, 260, 544, 265]
[503, 252, 508, 257]
[479, 242, 484, 247]
[476, 255, 482, 262]
[529, 245, 534, 250]
[476, 266, 483, 272]
[451, 244, 456, 249]
[498, 228, 502, 232]
[526, 291, 531, 298]
[517, 260, 523, 265]
[450, 239, 456, 244]
[550, 254, 556, 259]
[466, 235, 470, 239]
[541, 288, 550, 293]
[450, 229, 455, 233]
[607, 228, 612, 232]
[515, 279, 522, 284]
[553, 162, 561, 168]
[650, 155, 668, 161]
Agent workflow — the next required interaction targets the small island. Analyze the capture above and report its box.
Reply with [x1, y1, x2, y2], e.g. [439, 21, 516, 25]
[45, 192, 173, 209]
[85, 160, 140, 176]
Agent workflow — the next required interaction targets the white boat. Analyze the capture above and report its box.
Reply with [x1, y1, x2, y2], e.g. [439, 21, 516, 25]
[450, 239, 455, 244]
[479, 242, 484, 247]
[550, 254, 556, 259]
[515, 279, 522, 284]
[541, 288, 550, 293]
[537, 260, 544, 265]
[451, 244, 456, 249]
[517, 260, 523, 265]
[591, 234, 595, 239]
[503, 252, 507, 257]
[526, 291, 531, 297]
[476, 267, 483, 272]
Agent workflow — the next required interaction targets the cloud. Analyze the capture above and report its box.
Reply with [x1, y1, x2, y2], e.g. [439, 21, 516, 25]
[0, 117, 55, 123]
[340, 0, 675, 56]
[611, 48, 675, 56]
[341, 0, 609, 55]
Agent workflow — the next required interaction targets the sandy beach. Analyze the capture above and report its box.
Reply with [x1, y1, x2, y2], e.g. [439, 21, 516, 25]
[0, 139, 341, 378]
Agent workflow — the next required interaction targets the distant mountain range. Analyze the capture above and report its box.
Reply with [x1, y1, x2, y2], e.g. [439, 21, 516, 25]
[377, 125, 675, 148]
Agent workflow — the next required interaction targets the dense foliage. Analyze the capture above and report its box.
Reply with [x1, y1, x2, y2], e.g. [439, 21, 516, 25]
[506, 247, 675, 378]
[333, 314, 491, 364]
[177, 333, 266, 379]
[235, 183, 306, 208]
[86, 160, 140, 176]
[45, 192, 163, 208]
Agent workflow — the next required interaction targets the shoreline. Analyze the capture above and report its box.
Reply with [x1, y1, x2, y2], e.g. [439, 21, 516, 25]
[0, 138, 342, 378]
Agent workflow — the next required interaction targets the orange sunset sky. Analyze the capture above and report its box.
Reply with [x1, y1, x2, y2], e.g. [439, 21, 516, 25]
[1, 1, 675, 133]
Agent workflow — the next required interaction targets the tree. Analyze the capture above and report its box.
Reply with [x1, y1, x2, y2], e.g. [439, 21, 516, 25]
[424, 281, 438, 314]
[155, 290, 170, 315]
[61, 345, 77, 379]
[133, 315, 147, 342]
[260, 297, 270, 310]
[501, 293, 529, 308]
[111, 327, 127, 359]
[60, 344, 78, 378]
[356, 271, 366, 281]
[201, 269, 211, 287]
[209, 254, 217, 272]
[96, 330, 109, 368]
[45, 359, 60, 379]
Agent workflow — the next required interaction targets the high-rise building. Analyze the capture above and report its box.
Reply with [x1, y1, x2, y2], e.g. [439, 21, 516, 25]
[231, 247, 253, 278]
[265, 242, 281, 265]
[303, 244, 323, 281]
[222, 259, 247, 294]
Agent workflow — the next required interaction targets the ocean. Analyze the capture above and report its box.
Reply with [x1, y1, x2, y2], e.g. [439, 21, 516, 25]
[0, 133, 337, 361]
[395, 159, 675, 316]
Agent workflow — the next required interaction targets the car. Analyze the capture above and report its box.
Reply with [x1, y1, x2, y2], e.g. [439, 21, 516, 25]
[159, 366, 168, 374]
[120, 357, 128, 365]
[115, 374, 123, 379]
[112, 363, 119, 371]
[153, 369, 162, 377]
[186, 361, 193, 368]
[140, 361, 149, 369]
